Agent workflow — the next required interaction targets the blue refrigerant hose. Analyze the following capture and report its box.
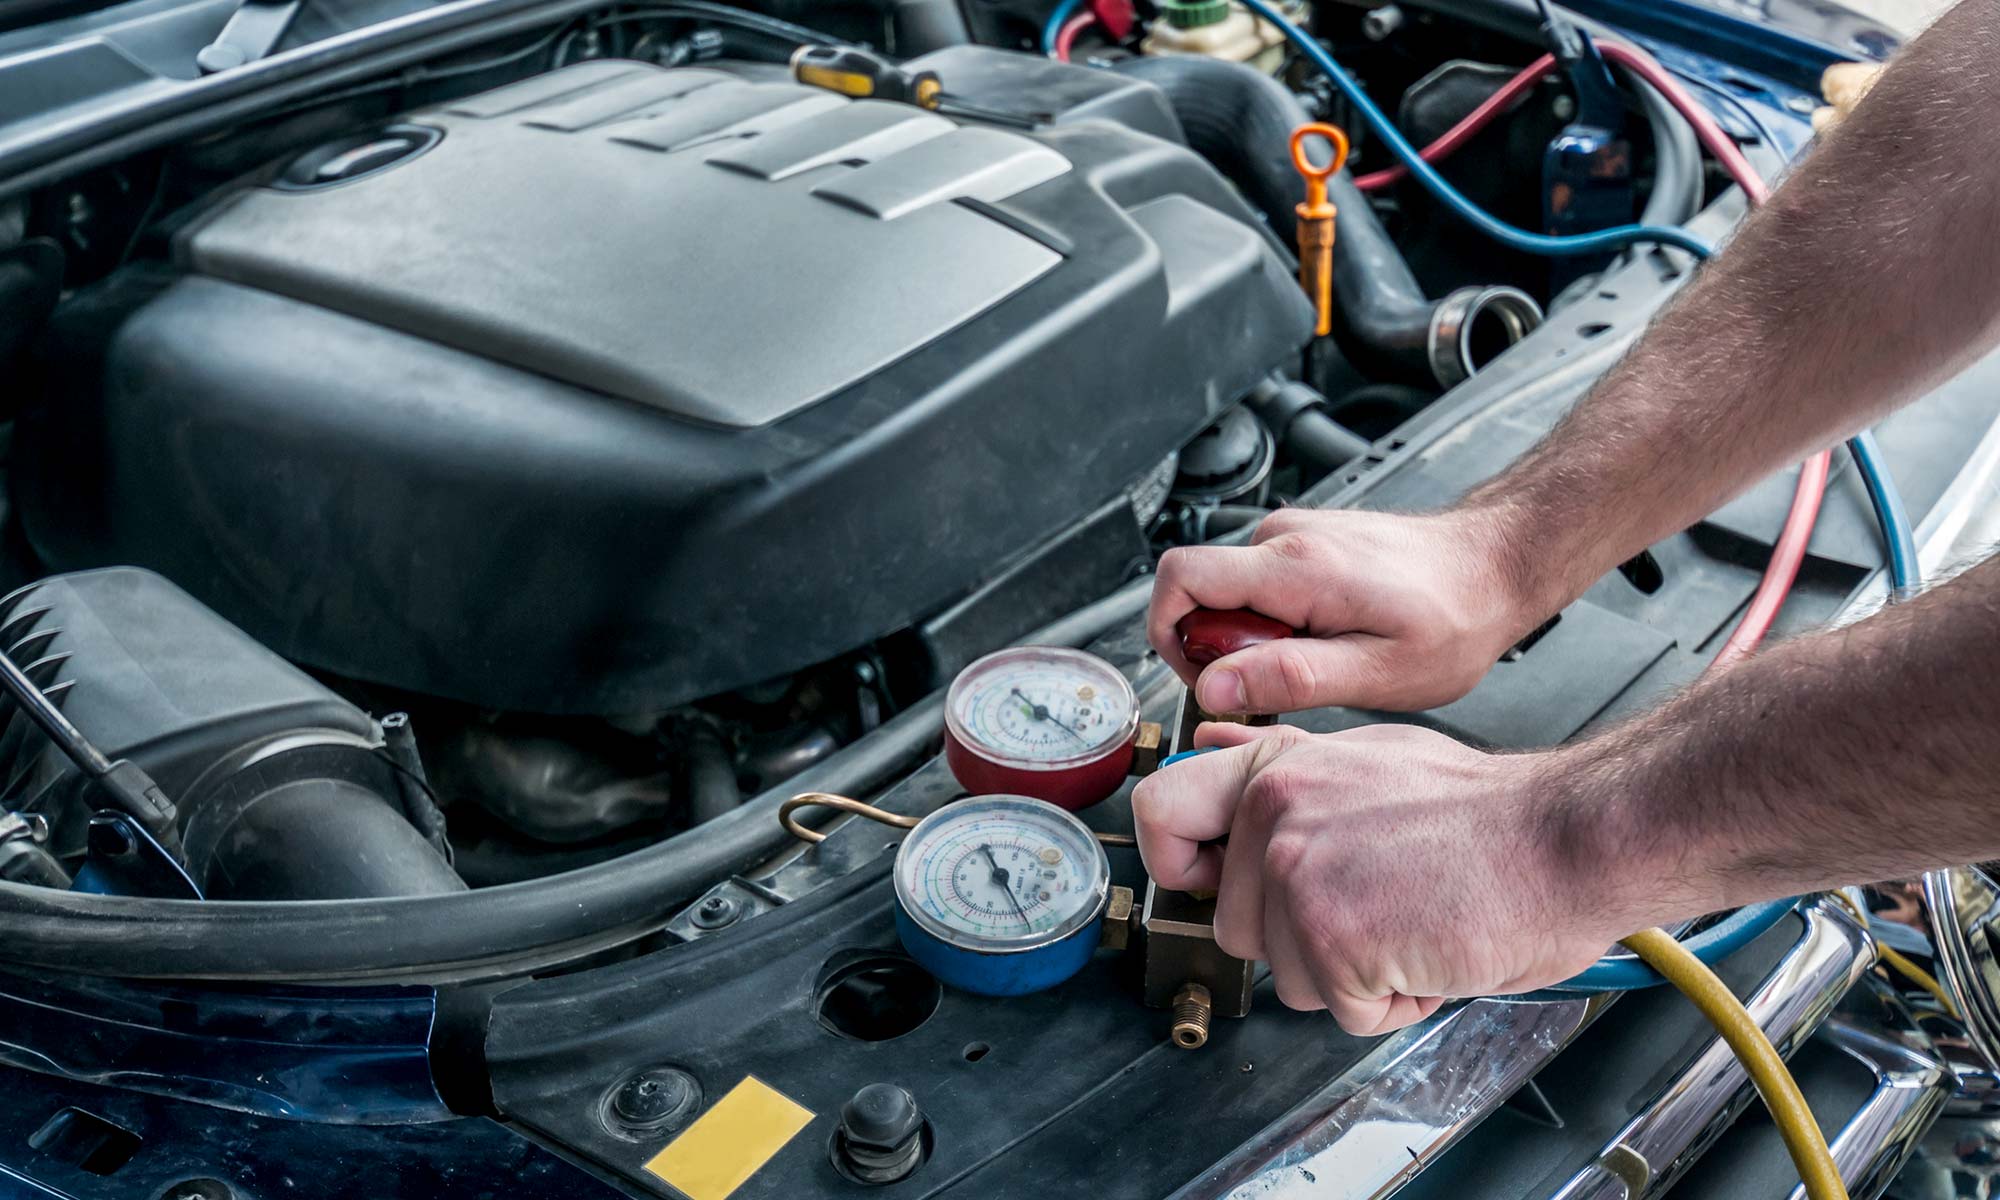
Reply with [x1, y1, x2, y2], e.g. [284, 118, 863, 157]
[1545, 898, 1802, 993]
[1850, 428, 1920, 598]
[1041, 0, 1714, 259]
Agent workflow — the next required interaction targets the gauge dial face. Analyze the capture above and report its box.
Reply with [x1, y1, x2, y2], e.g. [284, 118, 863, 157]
[895, 795, 1110, 952]
[945, 646, 1138, 771]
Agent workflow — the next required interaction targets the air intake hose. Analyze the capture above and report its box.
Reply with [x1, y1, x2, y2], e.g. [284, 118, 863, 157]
[1113, 54, 1540, 389]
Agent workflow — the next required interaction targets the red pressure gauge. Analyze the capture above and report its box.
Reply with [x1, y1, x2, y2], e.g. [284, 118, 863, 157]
[944, 646, 1140, 812]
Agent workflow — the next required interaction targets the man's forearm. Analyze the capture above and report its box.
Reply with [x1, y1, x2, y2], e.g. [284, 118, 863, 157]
[1463, 0, 2000, 621]
[1547, 553, 2000, 927]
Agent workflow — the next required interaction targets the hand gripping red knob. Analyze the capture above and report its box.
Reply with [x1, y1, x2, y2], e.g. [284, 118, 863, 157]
[1175, 609, 1297, 667]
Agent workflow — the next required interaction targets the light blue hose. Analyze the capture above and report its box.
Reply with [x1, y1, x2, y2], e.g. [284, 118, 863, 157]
[1040, 0, 1085, 57]
[1545, 898, 1800, 993]
[1849, 429, 1920, 598]
[1042, 0, 1714, 259]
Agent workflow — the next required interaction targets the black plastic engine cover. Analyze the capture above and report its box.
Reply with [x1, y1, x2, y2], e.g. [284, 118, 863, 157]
[17, 53, 1310, 715]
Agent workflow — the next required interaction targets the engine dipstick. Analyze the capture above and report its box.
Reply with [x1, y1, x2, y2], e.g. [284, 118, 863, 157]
[944, 646, 1139, 811]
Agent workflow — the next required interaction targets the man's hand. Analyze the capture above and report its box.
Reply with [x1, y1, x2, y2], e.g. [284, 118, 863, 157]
[1147, 508, 1539, 715]
[1130, 722, 1670, 1036]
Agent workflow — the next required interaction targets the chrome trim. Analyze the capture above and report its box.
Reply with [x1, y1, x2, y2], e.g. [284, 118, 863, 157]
[1909, 400, 2000, 574]
[1547, 896, 1872, 1200]
[1783, 1020, 1952, 1200]
[1922, 866, 2000, 1070]
[1899, 409, 2000, 1071]
[1170, 994, 1603, 1200]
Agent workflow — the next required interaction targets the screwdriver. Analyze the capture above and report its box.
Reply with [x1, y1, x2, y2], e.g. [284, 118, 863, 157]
[789, 44, 1045, 130]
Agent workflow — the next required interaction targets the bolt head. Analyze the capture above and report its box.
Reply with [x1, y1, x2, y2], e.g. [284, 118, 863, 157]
[692, 894, 740, 929]
[606, 1068, 699, 1135]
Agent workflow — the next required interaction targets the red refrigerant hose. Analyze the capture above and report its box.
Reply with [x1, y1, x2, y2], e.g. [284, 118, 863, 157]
[1354, 53, 1556, 191]
[1052, 10, 1096, 61]
[1349, 36, 1809, 661]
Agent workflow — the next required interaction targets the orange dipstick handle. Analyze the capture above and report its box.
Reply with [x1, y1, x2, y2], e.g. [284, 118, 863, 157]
[1289, 122, 1349, 338]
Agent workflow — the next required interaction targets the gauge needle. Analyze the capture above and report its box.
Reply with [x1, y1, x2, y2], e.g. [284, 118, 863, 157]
[980, 843, 1033, 925]
[1011, 688, 1088, 744]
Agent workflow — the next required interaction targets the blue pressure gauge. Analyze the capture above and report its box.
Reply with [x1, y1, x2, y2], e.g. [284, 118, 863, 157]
[892, 795, 1112, 997]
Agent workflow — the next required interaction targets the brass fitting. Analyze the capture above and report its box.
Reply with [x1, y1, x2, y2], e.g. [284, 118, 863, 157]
[1100, 885, 1136, 953]
[1171, 983, 1213, 1050]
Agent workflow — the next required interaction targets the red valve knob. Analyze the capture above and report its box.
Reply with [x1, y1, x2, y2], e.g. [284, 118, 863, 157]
[1176, 609, 1296, 667]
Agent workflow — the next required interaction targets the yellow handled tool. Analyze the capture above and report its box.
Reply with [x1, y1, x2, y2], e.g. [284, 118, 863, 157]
[790, 44, 942, 108]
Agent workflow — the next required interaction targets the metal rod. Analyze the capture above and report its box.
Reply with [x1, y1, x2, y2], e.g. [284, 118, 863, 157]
[0, 648, 110, 776]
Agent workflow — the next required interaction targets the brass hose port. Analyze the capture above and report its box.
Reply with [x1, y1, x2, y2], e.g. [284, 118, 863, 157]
[1171, 983, 1213, 1050]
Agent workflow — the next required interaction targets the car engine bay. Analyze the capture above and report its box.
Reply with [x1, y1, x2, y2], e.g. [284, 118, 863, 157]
[0, 0, 1990, 1196]
[4, 9, 1598, 890]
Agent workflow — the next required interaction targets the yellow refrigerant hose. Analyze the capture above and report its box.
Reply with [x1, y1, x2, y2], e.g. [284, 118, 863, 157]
[1619, 927, 1848, 1200]
[1825, 889, 1958, 1018]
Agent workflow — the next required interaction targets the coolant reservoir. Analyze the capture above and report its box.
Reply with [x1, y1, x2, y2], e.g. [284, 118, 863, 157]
[1140, 0, 1298, 72]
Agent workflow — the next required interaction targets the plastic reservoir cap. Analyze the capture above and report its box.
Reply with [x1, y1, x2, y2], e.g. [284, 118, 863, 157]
[1160, 0, 1231, 28]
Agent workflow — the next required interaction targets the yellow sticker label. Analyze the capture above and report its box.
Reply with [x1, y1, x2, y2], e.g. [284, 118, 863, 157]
[644, 1076, 815, 1200]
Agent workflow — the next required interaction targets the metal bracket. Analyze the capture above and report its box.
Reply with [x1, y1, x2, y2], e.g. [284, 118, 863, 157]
[666, 875, 788, 942]
[70, 811, 202, 899]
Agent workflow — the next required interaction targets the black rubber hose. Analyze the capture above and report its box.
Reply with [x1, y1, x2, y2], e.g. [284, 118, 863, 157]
[1286, 410, 1374, 474]
[1244, 377, 1373, 476]
[1186, 505, 1268, 541]
[684, 725, 741, 826]
[1635, 63, 1703, 229]
[1114, 54, 1519, 387]
[0, 583, 1150, 982]
[1113, 55, 1322, 244]
[1328, 381, 1435, 433]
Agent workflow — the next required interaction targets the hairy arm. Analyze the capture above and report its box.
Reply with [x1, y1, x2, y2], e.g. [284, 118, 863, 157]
[1148, 1, 2000, 717]
[1131, 554, 2000, 1034]
[1473, 0, 2000, 620]
[1556, 552, 2000, 923]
